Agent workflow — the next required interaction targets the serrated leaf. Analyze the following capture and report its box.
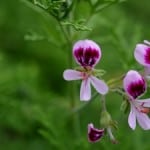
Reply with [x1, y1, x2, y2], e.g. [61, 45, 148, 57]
[61, 20, 92, 31]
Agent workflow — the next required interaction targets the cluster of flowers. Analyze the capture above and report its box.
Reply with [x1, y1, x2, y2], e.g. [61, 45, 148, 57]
[63, 39, 150, 143]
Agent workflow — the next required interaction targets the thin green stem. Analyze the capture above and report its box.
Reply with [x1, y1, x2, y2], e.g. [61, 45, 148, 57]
[56, 5, 81, 137]
[101, 95, 107, 112]
[100, 96, 118, 143]
[107, 127, 118, 144]
[58, 21, 72, 45]
[72, 92, 99, 113]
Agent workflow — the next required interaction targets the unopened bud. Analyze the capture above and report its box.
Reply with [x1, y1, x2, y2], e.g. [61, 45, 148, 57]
[100, 111, 112, 127]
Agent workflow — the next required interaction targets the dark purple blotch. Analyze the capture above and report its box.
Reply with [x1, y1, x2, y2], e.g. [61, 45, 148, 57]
[88, 126, 104, 142]
[144, 47, 150, 64]
[127, 78, 146, 99]
[74, 47, 100, 67]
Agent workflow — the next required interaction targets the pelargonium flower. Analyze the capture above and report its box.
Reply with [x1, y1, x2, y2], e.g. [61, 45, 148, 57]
[134, 40, 150, 76]
[123, 70, 150, 130]
[88, 123, 104, 142]
[63, 40, 108, 101]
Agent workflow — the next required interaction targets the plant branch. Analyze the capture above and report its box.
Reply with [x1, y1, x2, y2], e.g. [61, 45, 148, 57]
[72, 92, 99, 113]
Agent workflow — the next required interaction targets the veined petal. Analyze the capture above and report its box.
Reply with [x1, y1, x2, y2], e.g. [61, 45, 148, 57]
[128, 104, 136, 130]
[134, 44, 150, 67]
[136, 110, 150, 130]
[90, 76, 108, 95]
[63, 69, 82, 81]
[73, 40, 101, 67]
[80, 78, 91, 101]
[135, 99, 150, 107]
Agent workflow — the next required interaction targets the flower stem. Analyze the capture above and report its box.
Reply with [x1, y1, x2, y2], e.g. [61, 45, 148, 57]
[107, 127, 118, 144]
[72, 92, 99, 113]
[57, 15, 81, 137]
[101, 95, 118, 144]
[101, 95, 107, 112]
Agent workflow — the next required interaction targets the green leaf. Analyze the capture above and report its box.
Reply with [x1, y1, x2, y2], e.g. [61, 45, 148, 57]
[61, 20, 92, 31]
[24, 30, 45, 41]
[33, 0, 49, 9]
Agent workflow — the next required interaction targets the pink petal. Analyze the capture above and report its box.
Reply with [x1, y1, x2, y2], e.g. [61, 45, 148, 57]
[123, 70, 146, 99]
[63, 69, 82, 81]
[80, 78, 91, 101]
[128, 104, 136, 130]
[90, 76, 108, 95]
[73, 40, 101, 67]
[136, 110, 150, 130]
[134, 44, 150, 67]
[135, 99, 150, 107]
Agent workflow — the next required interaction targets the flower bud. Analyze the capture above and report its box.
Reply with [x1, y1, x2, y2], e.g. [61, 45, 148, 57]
[100, 111, 112, 127]
[88, 123, 104, 142]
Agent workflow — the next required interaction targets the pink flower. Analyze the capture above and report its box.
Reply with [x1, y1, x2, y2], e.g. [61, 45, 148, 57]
[73, 40, 101, 68]
[123, 70, 150, 130]
[134, 40, 150, 77]
[63, 40, 108, 101]
[88, 123, 104, 142]
[63, 69, 108, 101]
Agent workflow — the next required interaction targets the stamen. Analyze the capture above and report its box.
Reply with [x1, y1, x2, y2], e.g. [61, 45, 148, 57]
[140, 107, 150, 114]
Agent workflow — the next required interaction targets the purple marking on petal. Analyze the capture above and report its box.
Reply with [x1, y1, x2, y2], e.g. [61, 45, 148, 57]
[74, 47, 100, 67]
[127, 78, 146, 99]
[88, 123, 104, 142]
[145, 47, 150, 64]
[73, 40, 101, 67]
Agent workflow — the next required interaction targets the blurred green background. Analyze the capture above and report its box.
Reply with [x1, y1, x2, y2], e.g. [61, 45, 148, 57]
[0, 0, 150, 150]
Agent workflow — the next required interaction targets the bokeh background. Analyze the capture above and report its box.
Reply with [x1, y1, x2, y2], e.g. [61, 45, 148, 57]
[0, 0, 150, 150]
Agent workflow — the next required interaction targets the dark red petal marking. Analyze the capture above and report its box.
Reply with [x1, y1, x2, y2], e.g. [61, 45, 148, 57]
[145, 47, 150, 64]
[74, 47, 100, 67]
[88, 126, 104, 142]
[127, 78, 146, 99]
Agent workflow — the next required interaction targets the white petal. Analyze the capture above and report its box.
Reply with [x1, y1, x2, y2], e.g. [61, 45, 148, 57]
[135, 99, 150, 107]
[136, 110, 150, 130]
[128, 104, 136, 130]
[80, 78, 91, 101]
[63, 69, 82, 81]
[88, 123, 94, 133]
[144, 66, 150, 79]
[90, 76, 108, 95]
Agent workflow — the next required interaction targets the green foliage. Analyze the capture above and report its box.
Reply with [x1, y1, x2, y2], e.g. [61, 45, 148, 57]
[0, 0, 150, 150]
